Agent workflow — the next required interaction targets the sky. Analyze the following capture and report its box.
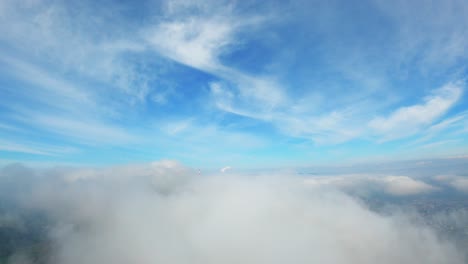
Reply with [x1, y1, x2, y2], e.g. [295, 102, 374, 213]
[0, 0, 468, 168]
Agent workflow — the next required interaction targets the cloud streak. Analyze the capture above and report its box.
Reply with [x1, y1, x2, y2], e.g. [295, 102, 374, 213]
[369, 82, 463, 140]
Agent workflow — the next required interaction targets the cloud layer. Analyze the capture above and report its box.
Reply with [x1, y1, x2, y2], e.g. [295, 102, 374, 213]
[1, 162, 467, 264]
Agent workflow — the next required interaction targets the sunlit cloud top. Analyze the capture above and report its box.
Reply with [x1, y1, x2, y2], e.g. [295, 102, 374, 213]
[1, 0, 467, 168]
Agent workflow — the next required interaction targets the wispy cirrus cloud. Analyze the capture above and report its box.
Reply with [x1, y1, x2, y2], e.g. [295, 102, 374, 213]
[373, 0, 468, 71]
[145, 0, 288, 114]
[0, 0, 467, 166]
[0, 55, 137, 147]
[145, 0, 467, 147]
[0, 140, 77, 156]
[146, 16, 235, 71]
[369, 82, 464, 141]
[0, 0, 157, 103]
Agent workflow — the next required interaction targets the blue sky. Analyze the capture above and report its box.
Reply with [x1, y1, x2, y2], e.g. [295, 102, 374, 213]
[0, 0, 467, 169]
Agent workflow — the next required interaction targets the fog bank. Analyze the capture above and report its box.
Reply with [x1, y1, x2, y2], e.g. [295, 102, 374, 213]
[1, 161, 466, 264]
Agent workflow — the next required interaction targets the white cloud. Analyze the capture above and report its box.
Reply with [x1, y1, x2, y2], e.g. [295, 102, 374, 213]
[0, 0, 151, 102]
[1, 162, 464, 264]
[451, 177, 468, 193]
[0, 55, 90, 102]
[0, 139, 79, 156]
[304, 174, 438, 196]
[210, 80, 364, 145]
[228, 74, 288, 110]
[382, 176, 437, 196]
[209, 79, 287, 120]
[145, 0, 267, 74]
[434, 175, 468, 193]
[427, 112, 468, 134]
[64, 160, 192, 191]
[373, 0, 468, 70]
[369, 82, 463, 140]
[220, 166, 231, 173]
[0, 57, 140, 150]
[24, 114, 136, 145]
[0, 141, 52, 156]
[162, 119, 194, 136]
[276, 110, 363, 144]
[1, 0, 467, 159]
[410, 111, 468, 145]
[145, 1, 289, 124]
[146, 17, 235, 71]
[158, 119, 267, 150]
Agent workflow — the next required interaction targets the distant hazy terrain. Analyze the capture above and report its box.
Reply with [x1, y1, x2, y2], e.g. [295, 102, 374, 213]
[0, 205, 50, 264]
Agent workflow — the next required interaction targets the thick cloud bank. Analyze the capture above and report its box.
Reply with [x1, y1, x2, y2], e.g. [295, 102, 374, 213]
[304, 174, 439, 197]
[1, 161, 466, 264]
